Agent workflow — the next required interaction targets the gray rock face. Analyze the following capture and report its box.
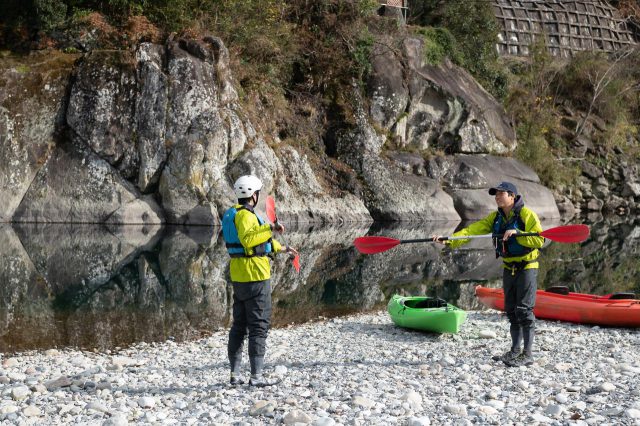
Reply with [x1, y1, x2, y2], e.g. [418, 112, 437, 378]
[369, 38, 516, 155]
[350, 36, 548, 221]
[0, 52, 75, 223]
[67, 50, 139, 179]
[368, 44, 409, 130]
[135, 44, 169, 191]
[361, 154, 459, 221]
[229, 141, 372, 224]
[1, 36, 558, 225]
[13, 138, 163, 224]
[336, 91, 459, 222]
[432, 155, 560, 220]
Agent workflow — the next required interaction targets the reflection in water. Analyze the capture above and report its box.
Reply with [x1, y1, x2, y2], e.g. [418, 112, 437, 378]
[1, 219, 638, 353]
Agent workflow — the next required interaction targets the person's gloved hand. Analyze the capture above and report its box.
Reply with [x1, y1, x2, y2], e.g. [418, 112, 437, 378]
[285, 246, 299, 258]
[431, 235, 446, 245]
[503, 229, 518, 241]
[271, 222, 285, 234]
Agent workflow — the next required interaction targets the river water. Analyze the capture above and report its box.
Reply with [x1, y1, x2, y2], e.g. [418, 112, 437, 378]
[1, 218, 638, 353]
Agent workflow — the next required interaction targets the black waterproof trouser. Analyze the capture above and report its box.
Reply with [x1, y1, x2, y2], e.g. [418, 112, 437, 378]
[503, 267, 537, 356]
[228, 280, 272, 376]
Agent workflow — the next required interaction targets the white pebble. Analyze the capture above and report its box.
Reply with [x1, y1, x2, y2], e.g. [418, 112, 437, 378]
[599, 382, 616, 392]
[625, 409, 640, 419]
[406, 416, 430, 426]
[478, 330, 497, 339]
[137, 397, 155, 409]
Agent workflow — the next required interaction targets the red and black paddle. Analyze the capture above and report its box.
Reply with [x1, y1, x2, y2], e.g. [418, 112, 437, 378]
[266, 196, 301, 272]
[353, 224, 590, 255]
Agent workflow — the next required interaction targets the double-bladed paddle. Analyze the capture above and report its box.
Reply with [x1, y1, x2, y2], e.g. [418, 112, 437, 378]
[353, 224, 590, 255]
[266, 196, 301, 272]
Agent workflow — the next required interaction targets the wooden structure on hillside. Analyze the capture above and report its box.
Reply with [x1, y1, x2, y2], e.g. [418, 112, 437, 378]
[493, 0, 636, 57]
[379, 0, 408, 22]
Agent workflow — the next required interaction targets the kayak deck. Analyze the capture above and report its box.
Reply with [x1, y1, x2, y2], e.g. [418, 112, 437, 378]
[387, 295, 467, 334]
[475, 286, 640, 327]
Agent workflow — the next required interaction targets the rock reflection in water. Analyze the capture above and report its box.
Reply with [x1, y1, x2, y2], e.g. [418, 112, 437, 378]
[1, 219, 639, 353]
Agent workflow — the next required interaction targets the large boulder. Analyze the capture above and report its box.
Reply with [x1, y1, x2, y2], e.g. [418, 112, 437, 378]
[361, 154, 459, 221]
[135, 43, 169, 191]
[228, 141, 372, 224]
[60, 38, 250, 225]
[13, 138, 163, 224]
[367, 37, 516, 155]
[67, 50, 139, 179]
[431, 154, 560, 220]
[368, 42, 409, 130]
[0, 52, 77, 222]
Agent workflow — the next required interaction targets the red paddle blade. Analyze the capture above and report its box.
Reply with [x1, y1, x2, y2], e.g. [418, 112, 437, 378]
[292, 255, 300, 273]
[266, 196, 276, 223]
[540, 224, 590, 243]
[353, 236, 401, 254]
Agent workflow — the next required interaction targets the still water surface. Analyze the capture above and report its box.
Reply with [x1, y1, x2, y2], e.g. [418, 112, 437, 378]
[1, 218, 638, 353]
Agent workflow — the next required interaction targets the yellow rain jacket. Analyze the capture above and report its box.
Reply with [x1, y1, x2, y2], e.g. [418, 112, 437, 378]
[229, 204, 283, 282]
[446, 203, 544, 271]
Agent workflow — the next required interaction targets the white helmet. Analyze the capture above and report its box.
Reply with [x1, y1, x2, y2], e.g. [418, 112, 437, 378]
[233, 175, 263, 199]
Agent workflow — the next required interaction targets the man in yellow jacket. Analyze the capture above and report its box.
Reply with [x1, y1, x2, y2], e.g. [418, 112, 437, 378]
[222, 175, 298, 386]
[433, 182, 544, 367]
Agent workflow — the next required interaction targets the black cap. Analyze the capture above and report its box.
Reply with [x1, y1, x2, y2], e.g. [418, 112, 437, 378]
[489, 181, 518, 196]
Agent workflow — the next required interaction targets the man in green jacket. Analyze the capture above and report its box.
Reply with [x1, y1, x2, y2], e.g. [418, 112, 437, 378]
[222, 175, 298, 386]
[433, 182, 544, 367]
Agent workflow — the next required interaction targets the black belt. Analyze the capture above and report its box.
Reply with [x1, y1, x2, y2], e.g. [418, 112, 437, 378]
[229, 253, 267, 258]
[504, 260, 535, 275]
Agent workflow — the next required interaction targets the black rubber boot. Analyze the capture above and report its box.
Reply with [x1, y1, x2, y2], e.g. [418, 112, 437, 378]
[509, 323, 523, 354]
[505, 353, 535, 367]
[492, 349, 521, 363]
[250, 356, 264, 377]
[249, 375, 281, 387]
[230, 374, 245, 386]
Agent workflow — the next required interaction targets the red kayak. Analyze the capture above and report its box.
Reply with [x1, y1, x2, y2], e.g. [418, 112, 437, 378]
[475, 285, 640, 327]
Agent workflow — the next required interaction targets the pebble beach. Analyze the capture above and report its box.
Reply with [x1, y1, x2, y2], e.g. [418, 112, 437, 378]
[1, 310, 640, 425]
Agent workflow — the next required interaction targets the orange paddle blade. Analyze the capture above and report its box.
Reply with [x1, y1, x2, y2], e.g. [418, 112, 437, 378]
[540, 224, 589, 243]
[292, 255, 301, 273]
[353, 236, 401, 254]
[266, 196, 277, 223]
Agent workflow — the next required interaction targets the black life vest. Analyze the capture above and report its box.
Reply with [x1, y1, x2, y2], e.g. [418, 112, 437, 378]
[492, 199, 534, 258]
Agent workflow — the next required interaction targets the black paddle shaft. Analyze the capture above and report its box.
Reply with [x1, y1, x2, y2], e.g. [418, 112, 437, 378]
[402, 233, 540, 243]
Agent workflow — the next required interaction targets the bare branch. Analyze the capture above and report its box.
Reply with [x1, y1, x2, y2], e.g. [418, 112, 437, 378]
[575, 47, 636, 138]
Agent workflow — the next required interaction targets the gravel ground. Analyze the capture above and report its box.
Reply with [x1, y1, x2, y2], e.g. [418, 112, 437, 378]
[1, 310, 640, 425]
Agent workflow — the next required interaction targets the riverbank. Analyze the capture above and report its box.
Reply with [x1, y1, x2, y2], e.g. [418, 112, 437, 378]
[1, 310, 639, 425]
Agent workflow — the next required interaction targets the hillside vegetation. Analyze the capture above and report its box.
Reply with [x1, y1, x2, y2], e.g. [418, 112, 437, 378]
[1, 0, 639, 192]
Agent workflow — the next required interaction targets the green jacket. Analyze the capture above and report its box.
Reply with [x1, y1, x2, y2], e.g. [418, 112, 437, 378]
[229, 205, 283, 282]
[447, 204, 544, 270]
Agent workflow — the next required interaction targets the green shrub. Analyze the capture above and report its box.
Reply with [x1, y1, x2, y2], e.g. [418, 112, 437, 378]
[414, 26, 461, 65]
[351, 27, 375, 81]
[514, 131, 578, 189]
[556, 50, 640, 123]
[1, 0, 67, 41]
[599, 116, 639, 156]
[34, 0, 68, 31]
[408, 0, 508, 98]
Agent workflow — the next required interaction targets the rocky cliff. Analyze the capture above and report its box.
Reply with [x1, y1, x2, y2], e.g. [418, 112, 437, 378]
[1, 35, 561, 225]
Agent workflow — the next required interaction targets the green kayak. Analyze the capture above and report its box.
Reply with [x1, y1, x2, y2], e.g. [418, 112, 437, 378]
[387, 294, 467, 334]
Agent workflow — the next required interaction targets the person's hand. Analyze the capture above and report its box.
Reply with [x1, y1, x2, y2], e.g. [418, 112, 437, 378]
[271, 222, 285, 234]
[503, 229, 518, 241]
[285, 246, 299, 257]
[431, 235, 446, 245]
